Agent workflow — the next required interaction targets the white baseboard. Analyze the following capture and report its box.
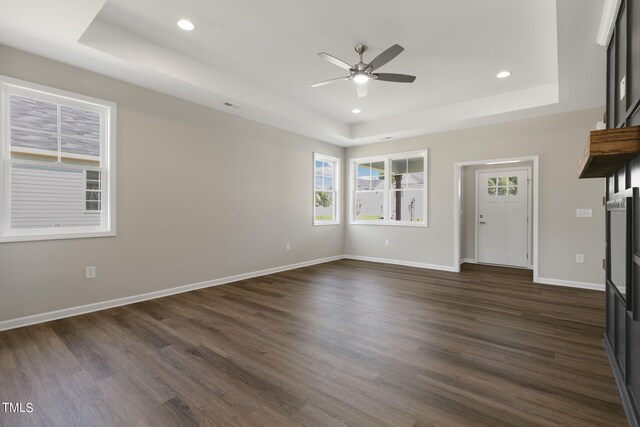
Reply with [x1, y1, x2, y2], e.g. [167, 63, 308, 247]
[0, 254, 604, 332]
[0, 255, 345, 332]
[461, 258, 477, 264]
[535, 276, 605, 291]
[344, 254, 457, 272]
[345, 256, 602, 291]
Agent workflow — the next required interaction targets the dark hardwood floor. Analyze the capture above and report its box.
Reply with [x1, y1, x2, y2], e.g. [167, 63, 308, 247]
[0, 260, 627, 426]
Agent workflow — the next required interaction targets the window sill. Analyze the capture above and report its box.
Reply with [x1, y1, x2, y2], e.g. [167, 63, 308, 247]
[349, 221, 427, 228]
[314, 221, 341, 226]
[0, 230, 116, 243]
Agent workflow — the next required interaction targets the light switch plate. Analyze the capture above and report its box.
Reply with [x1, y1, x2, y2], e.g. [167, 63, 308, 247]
[620, 76, 626, 101]
[576, 208, 592, 218]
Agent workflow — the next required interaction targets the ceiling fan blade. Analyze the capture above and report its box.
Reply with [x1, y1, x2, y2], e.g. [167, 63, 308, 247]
[310, 76, 350, 88]
[357, 82, 368, 98]
[317, 52, 353, 71]
[368, 44, 404, 71]
[374, 73, 416, 83]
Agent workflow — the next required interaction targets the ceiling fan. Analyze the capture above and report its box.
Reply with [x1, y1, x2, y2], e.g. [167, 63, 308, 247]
[311, 44, 416, 98]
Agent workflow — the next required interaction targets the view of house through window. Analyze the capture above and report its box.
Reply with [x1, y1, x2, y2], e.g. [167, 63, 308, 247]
[314, 153, 340, 225]
[355, 161, 385, 221]
[0, 77, 115, 242]
[85, 170, 102, 212]
[352, 151, 427, 225]
[390, 157, 425, 222]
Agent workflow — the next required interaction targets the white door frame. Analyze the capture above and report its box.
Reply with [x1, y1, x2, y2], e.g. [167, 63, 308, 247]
[453, 156, 539, 282]
[475, 166, 532, 269]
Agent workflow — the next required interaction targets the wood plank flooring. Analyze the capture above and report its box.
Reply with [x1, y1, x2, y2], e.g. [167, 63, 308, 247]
[0, 260, 627, 426]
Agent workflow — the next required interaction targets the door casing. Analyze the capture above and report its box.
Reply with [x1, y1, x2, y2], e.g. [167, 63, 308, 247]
[452, 155, 539, 281]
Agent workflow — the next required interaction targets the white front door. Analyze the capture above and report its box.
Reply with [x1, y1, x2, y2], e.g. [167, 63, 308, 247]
[477, 169, 530, 268]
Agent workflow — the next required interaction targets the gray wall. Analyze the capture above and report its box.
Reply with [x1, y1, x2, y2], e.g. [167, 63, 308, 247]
[0, 45, 344, 323]
[461, 162, 534, 261]
[345, 109, 606, 285]
[0, 43, 607, 325]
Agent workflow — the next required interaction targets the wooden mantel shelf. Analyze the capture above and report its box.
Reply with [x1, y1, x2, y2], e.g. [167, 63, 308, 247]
[579, 126, 640, 178]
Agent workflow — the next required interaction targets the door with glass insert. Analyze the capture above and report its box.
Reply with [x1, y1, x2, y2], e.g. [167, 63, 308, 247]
[477, 169, 529, 267]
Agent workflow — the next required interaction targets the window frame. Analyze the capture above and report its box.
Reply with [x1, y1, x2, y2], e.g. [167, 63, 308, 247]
[349, 150, 428, 227]
[313, 152, 340, 226]
[0, 75, 117, 243]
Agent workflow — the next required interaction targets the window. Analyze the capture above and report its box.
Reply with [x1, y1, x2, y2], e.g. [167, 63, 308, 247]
[351, 150, 427, 226]
[355, 161, 385, 221]
[314, 153, 340, 225]
[487, 176, 518, 196]
[0, 76, 116, 242]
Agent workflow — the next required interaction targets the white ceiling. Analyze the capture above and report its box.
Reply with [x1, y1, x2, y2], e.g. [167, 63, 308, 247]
[0, 0, 606, 146]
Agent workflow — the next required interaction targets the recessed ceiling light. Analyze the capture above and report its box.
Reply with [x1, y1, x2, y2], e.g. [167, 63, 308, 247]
[177, 19, 195, 31]
[496, 71, 511, 79]
[352, 108, 361, 114]
[353, 74, 369, 84]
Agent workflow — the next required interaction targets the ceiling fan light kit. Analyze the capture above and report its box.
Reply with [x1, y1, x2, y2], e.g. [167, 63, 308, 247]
[311, 43, 416, 98]
[353, 74, 369, 84]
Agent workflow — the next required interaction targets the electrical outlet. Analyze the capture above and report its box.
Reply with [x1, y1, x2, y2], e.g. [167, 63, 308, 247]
[286, 243, 291, 252]
[86, 266, 96, 279]
[575, 254, 584, 264]
[384, 240, 390, 247]
[576, 209, 592, 218]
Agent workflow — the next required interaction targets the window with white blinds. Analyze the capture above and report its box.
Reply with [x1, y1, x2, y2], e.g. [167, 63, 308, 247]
[0, 76, 116, 242]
